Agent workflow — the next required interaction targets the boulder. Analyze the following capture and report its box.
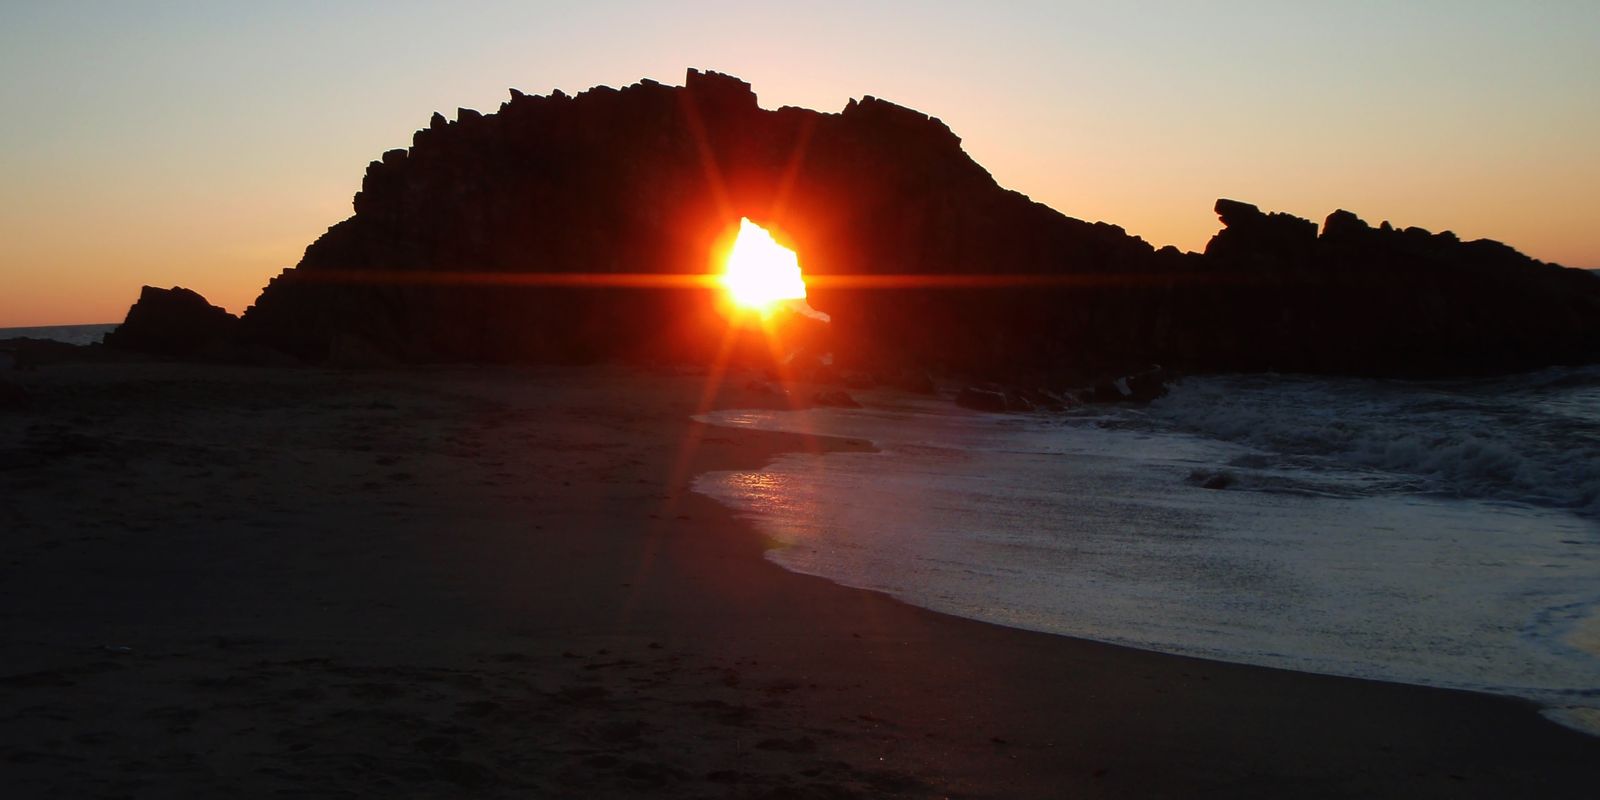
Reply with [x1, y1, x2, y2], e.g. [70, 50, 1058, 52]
[893, 370, 937, 395]
[0, 378, 27, 410]
[1018, 387, 1068, 412]
[103, 286, 239, 357]
[1087, 367, 1167, 404]
[1001, 390, 1035, 412]
[1188, 470, 1236, 490]
[1320, 209, 1371, 242]
[841, 371, 876, 389]
[1124, 367, 1168, 402]
[810, 364, 842, 385]
[812, 389, 861, 408]
[326, 333, 398, 369]
[955, 386, 1007, 413]
[1203, 199, 1319, 264]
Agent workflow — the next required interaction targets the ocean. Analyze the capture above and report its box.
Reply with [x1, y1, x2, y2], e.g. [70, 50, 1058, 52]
[695, 367, 1600, 734]
[0, 323, 117, 346]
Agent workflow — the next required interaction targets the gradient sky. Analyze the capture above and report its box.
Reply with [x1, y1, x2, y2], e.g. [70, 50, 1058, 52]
[2, 1, 1597, 326]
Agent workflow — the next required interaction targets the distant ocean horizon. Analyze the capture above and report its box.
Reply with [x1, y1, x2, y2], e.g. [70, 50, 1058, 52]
[0, 323, 117, 346]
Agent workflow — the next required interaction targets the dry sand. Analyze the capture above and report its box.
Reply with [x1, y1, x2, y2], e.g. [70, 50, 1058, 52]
[1, 362, 1597, 798]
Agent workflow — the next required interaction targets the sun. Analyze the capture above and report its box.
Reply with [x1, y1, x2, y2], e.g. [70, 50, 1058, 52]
[721, 218, 806, 313]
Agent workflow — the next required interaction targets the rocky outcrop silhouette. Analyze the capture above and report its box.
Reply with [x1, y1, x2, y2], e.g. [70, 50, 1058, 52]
[105, 286, 239, 357]
[121, 69, 1598, 378]
[1189, 200, 1600, 374]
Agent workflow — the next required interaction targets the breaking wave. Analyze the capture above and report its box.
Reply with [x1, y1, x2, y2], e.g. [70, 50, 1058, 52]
[1141, 366, 1600, 517]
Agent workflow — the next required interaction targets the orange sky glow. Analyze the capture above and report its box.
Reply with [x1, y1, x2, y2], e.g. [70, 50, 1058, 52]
[1, 2, 1596, 327]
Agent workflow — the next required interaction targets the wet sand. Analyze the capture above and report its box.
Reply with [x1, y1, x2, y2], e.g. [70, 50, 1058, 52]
[1, 362, 1597, 798]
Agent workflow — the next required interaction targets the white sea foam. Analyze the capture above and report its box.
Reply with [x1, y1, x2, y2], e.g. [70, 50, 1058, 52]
[1143, 370, 1600, 516]
[693, 371, 1600, 734]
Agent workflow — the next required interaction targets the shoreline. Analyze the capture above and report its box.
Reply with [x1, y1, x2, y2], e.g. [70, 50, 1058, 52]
[3, 362, 1598, 797]
[690, 399, 1600, 739]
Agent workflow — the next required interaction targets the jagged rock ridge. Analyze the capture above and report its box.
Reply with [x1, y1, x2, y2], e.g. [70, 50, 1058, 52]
[105, 286, 238, 357]
[116, 69, 1600, 377]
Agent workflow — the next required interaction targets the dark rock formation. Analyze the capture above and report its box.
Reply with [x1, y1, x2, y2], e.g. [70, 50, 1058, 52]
[326, 333, 399, 369]
[0, 377, 27, 410]
[1086, 366, 1168, 404]
[115, 68, 1594, 378]
[841, 371, 876, 389]
[812, 390, 861, 409]
[1205, 199, 1318, 265]
[1, 337, 142, 370]
[1, 338, 90, 370]
[1188, 470, 1236, 490]
[743, 379, 781, 396]
[955, 386, 1008, 413]
[893, 370, 938, 395]
[1188, 201, 1600, 375]
[105, 286, 239, 357]
[955, 384, 1075, 413]
[1017, 387, 1069, 412]
[810, 364, 841, 385]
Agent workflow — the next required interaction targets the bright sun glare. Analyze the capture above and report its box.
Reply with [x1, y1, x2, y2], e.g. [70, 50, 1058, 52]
[721, 218, 806, 313]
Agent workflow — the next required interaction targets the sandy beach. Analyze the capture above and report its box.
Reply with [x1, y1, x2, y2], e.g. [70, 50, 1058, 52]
[3, 362, 1598, 798]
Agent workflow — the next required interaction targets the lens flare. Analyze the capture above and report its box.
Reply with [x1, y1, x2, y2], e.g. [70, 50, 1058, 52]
[721, 218, 806, 313]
